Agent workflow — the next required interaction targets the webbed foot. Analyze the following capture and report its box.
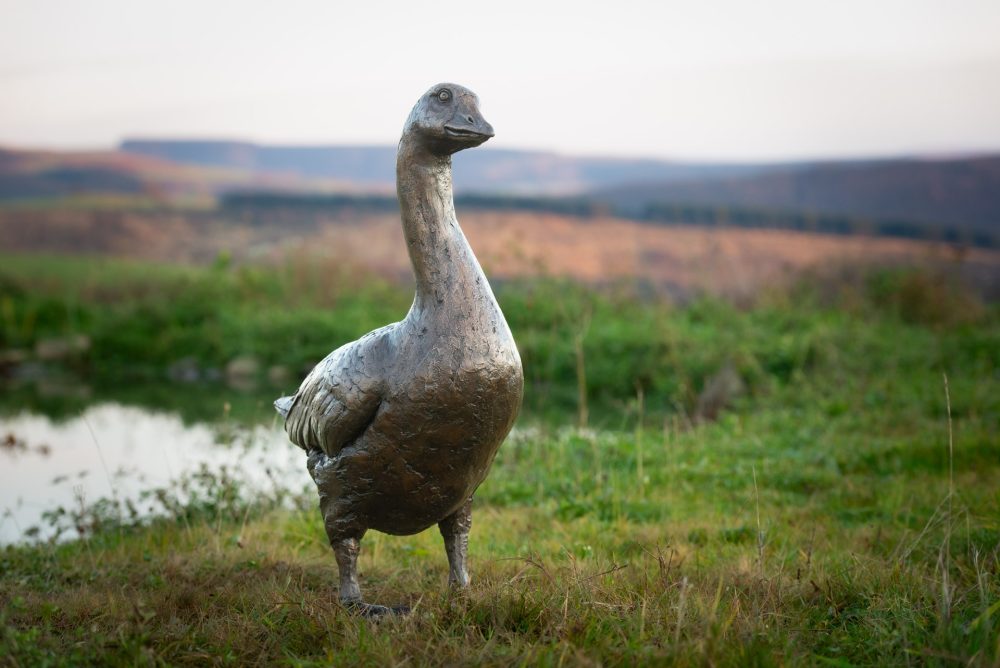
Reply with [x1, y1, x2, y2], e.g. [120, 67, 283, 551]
[344, 600, 411, 618]
[331, 537, 410, 619]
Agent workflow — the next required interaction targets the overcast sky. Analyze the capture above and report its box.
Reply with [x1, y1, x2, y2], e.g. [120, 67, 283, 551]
[2, 0, 999, 161]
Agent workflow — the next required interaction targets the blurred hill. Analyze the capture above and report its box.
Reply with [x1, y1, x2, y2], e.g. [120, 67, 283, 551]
[597, 155, 1000, 230]
[2, 142, 998, 247]
[0, 146, 360, 207]
[117, 142, 1000, 233]
[119, 139, 760, 194]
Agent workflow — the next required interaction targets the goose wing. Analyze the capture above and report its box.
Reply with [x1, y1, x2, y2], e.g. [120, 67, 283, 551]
[277, 327, 392, 456]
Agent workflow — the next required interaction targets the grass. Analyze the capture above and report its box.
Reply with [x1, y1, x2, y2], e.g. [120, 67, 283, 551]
[2, 413, 998, 665]
[1, 252, 996, 423]
[1, 254, 999, 665]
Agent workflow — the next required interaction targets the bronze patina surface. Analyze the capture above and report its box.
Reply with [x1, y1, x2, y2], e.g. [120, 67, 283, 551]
[275, 84, 523, 616]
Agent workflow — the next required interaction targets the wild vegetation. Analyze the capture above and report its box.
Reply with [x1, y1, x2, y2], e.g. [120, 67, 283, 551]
[0, 254, 993, 418]
[1, 254, 998, 665]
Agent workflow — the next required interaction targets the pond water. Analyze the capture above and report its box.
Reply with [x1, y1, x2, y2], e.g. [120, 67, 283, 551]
[0, 401, 312, 544]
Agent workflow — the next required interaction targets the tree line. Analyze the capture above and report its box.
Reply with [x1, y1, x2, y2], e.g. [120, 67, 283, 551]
[220, 192, 997, 249]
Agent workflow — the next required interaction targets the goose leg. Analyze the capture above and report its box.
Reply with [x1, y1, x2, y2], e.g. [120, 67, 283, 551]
[439, 496, 473, 588]
[308, 448, 407, 617]
[332, 536, 363, 603]
[332, 537, 407, 617]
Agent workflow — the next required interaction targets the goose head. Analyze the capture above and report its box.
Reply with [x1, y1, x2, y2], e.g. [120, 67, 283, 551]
[403, 83, 494, 155]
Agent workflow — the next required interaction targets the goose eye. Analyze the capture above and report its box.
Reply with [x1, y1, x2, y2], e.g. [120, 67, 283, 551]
[437, 90, 451, 102]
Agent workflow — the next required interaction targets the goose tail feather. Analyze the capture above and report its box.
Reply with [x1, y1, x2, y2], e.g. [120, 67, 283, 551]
[274, 395, 294, 419]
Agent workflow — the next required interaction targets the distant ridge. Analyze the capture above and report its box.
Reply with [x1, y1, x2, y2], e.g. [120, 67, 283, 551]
[121, 140, 397, 186]
[3, 141, 997, 246]
[119, 139, 765, 195]
[596, 155, 1000, 230]
[120, 140, 1000, 234]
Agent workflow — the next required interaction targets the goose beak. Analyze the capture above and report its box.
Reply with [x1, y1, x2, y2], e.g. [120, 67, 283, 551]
[477, 119, 495, 139]
[444, 97, 495, 145]
[444, 116, 494, 142]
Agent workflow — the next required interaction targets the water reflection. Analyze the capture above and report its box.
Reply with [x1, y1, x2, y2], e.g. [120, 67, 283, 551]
[1, 431, 53, 457]
[0, 403, 310, 544]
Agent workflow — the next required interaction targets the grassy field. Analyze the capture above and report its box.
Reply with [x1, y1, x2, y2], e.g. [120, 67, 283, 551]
[1, 255, 999, 665]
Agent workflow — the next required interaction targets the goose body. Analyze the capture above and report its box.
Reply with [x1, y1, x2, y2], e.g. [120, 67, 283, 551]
[276, 83, 522, 614]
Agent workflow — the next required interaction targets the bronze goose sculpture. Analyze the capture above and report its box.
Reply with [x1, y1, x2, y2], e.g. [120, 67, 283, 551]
[275, 83, 523, 616]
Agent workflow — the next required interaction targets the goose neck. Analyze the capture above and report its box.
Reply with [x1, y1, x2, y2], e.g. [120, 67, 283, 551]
[395, 135, 466, 303]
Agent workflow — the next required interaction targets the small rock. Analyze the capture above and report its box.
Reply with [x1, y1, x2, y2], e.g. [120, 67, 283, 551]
[36, 380, 92, 399]
[267, 364, 291, 385]
[226, 356, 260, 380]
[167, 356, 201, 383]
[10, 361, 49, 381]
[695, 362, 745, 422]
[226, 375, 258, 392]
[0, 349, 29, 367]
[34, 335, 90, 361]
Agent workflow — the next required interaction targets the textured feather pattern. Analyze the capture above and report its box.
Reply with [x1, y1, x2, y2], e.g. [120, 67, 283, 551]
[272, 85, 523, 540]
[277, 326, 391, 455]
[274, 395, 294, 418]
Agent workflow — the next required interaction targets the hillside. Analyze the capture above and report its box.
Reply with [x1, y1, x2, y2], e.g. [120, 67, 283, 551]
[3, 143, 999, 247]
[119, 139, 763, 195]
[597, 155, 1000, 230]
[0, 147, 359, 206]
[117, 141, 1000, 238]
